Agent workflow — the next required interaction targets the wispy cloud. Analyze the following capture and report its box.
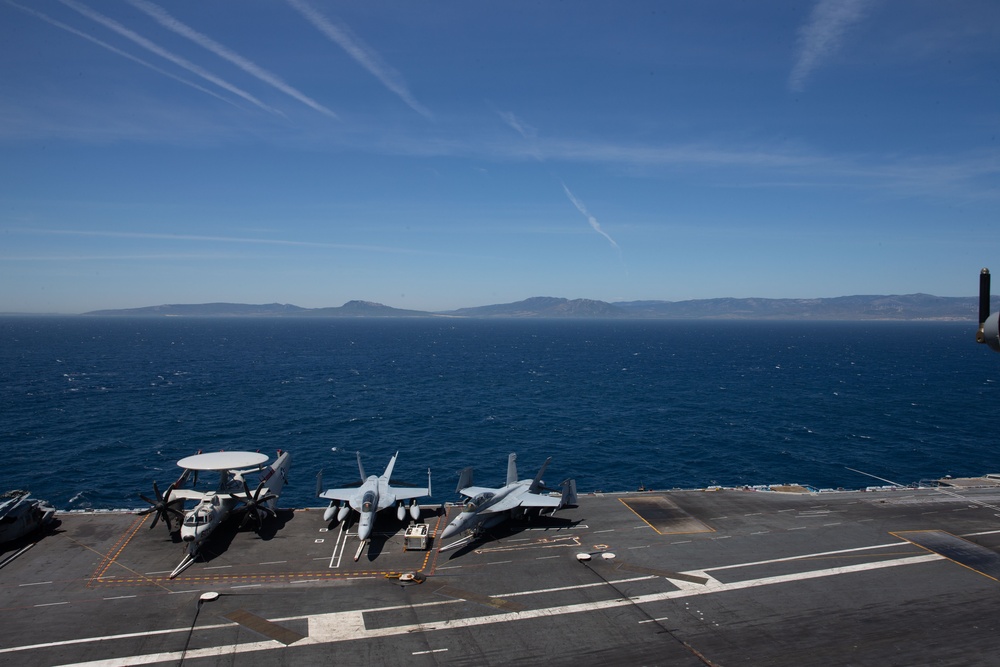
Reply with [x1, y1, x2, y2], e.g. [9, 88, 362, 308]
[498, 110, 536, 141]
[540, 138, 821, 170]
[789, 0, 872, 92]
[0, 252, 234, 261]
[286, 0, 432, 119]
[7, 1, 238, 108]
[11, 228, 424, 254]
[497, 109, 544, 162]
[126, 0, 337, 119]
[561, 182, 620, 250]
[310, 124, 998, 202]
[58, 0, 282, 116]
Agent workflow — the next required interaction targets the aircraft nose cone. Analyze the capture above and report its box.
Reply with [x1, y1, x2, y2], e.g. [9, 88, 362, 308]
[441, 522, 459, 540]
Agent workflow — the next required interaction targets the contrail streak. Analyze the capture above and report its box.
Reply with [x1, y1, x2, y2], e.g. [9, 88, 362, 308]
[497, 111, 621, 253]
[127, 0, 338, 118]
[58, 0, 283, 116]
[561, 183, 620, 250]
[286, 0, 432, 119]
[6, 1, 236, 108]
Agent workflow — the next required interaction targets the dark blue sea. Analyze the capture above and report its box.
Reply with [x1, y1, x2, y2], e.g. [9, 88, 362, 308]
[3, 317, 998, 510]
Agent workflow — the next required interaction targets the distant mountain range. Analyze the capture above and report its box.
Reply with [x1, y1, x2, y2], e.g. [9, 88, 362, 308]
[79, 294, 994, 320]
[82, 300, 429, 318]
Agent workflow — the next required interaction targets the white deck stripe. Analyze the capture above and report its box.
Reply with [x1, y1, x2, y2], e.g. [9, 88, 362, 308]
[41, 553, 942, 666]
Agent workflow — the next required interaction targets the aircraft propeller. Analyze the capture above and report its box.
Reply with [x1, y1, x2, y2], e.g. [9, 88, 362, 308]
[230, 478, 278, 530]
[138, 482, 184, 532]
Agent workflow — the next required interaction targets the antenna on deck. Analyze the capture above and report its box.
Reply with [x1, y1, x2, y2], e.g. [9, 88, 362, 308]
[978, 268, 991, 343]
[978, 268, 1000, 352]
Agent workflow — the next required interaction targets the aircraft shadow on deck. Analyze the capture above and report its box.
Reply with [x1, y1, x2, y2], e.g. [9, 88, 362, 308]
[0, 519, 63, 557]
[326, 505, 447, 563]
[446, 514, 583, 559]
[255, 508, 295, 541]
[373, 505, 451, 561]
[196, 508, 295, 564]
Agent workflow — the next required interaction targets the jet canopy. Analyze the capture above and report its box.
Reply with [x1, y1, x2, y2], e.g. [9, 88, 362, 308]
[361, 490, 376, 513]
[464, 492, 495, 512]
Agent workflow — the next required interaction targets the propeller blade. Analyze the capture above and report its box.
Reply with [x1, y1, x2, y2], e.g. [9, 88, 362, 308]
[140, 481, 179, 532]
[228, 478, 278, 532]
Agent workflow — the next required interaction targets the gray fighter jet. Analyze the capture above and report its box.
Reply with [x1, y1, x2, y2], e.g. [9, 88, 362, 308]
[439, 453, 576, 551]
[317, 451, 431, 560]
[0, 491, 56, 544]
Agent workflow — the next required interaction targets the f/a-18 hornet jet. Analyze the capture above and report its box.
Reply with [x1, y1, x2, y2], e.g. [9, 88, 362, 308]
[317, 451, 431, 561]
[140, 450, 291, 578]
[439, 452, 576, 552]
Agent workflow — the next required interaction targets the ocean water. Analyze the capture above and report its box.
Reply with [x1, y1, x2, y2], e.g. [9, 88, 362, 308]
[2, 317, 998, 511]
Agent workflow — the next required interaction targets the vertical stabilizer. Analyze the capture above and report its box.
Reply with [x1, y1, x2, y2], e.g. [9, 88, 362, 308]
[529, 457, 551, 493]
[560, 479, 578, 507]
[456, 467, 474, 493]
[356, 451, 366, 482]
[382, 451, 398, 481]
[260, 450, 290, 501]
[506, 453, 518, 486]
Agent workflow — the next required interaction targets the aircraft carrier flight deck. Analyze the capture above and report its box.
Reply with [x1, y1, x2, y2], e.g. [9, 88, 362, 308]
[4, 482, 1000, 666]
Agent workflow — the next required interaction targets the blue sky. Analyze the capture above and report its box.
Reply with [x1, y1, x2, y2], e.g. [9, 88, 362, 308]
[2, 0, 998, 313]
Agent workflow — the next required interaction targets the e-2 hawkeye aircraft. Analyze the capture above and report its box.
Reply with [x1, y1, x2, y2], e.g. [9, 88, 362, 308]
[139, 450, 291, 578]
[439, 452, 576, 552]
[317, 451, 430, 561]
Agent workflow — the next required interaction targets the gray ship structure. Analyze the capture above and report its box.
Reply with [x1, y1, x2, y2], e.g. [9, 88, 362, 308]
[3, 271, 1000, 665]
[4, 475, 1000, 666]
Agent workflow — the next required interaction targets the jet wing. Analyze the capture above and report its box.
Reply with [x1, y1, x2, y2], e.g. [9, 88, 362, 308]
[489, 491, 561, 514]
[389, 487, 429, 502]
[167, 489, 212, 502]
[318, 488, 360, 503]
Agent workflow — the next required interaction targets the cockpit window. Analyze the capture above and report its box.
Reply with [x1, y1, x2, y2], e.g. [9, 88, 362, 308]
[184, 511, 210, 526]
[464, 492, 494, 512]
[361, 491, 376, 513]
